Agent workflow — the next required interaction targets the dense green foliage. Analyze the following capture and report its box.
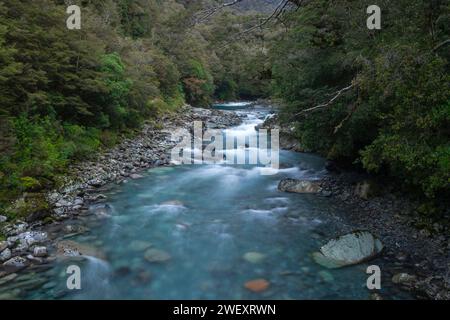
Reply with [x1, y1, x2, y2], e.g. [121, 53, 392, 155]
[271, 0, 450, 212]
[0, 0, 448, 220]
[0, 0, 269, 213]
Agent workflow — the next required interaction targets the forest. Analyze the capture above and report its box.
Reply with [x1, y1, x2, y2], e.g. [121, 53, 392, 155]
[0, 0, 449, 222]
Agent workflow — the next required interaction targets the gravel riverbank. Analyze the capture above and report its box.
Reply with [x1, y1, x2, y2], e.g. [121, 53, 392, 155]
[318, 173, 449, 300]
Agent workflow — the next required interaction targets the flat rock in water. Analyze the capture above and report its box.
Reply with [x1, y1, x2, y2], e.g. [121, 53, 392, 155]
[243, 252, 266, 264]
[144, 248, 171, 263]
[278, 179, 321, 194]
[129, 240, 153, 252]
[312, 231, 383, 269]
[244, 279, 270, 293]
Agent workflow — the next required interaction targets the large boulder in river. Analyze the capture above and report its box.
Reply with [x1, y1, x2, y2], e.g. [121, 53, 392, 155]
[278, 179, 321, 194]
[312, 231, 383, 269]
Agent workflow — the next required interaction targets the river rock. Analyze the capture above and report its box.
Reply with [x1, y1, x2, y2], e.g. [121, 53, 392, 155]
[6, 222, 28, 236]
[130, 174, 144, 180]
[33, 246, 48, 257]
[0, 241, 8, 252]
[55, 199, 72, 207]
[0, 215, 7, 223]
[278, 179, 321, 194]
[92, 204, 113, 219]
[19, 231, 47, 246]
[73, 198, 84, 206]
[129, 240, 153, 252]
[370, 293, 383, 300]
[3, 256, 27, 270]
[244, 279, 270, 293]
[88, 178, 104, 188]
[312, 231, 383, 269]
[243, 252, 266, 264]
[144, 248, 171, 263]
[319, 270, 335, 283]
[354, 180, 378, 200]
[0, 248, 12, 262]
[392, 273, 417, 286]
[90, 194, 107, 202]
[56, 240, 106, 260]
[0, 273, 17, 286]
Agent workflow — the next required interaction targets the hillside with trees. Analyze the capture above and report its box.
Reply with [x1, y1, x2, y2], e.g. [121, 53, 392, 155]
[0, 0, 271, 214]
[0, 0, 449, 221]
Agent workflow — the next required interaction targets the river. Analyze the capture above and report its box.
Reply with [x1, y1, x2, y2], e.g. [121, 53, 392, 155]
[0, 104, 410, 300]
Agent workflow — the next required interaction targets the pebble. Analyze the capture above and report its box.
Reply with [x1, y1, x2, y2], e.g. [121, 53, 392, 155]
[244, 279, 270, 293]
[3, 256, 27, 269]
[243, 252, 266, 264]
[0, 241, 8, 252]
[33, 246, 48, 257]
[129, 240, 153, 252]
[144, 248, 171, 263]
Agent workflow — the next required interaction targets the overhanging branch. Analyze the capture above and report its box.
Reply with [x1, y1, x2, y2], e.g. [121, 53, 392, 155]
[433, 39, 450, 52]
[295, 83, 356, 115]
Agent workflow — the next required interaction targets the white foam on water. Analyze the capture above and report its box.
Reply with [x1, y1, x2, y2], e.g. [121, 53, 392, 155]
[142, 203, 187, 217]
[264, 197, 290, 205]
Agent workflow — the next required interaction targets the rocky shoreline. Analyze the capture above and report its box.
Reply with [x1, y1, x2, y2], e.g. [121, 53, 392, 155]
[271, 130, 449, 299]
[318, 173, 450, 300]
[0, 105, 242, 289]
[259, 111, 449, 300]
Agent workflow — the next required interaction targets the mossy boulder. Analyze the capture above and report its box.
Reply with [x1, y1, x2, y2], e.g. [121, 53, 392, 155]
[19, 177, 42, 192]
[5, 193, 51, 222]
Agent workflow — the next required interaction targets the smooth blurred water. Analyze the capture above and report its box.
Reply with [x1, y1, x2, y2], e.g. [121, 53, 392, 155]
[4, 106, 410, 300]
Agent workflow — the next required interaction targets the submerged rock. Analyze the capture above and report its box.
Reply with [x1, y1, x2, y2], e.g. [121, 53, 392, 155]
[0, 248, 12, 262]
[129, 240, 153, 252]
[144, 248, 171, 263]
[278, 179, 321, 194]
[244, 279, 270, 293]
[319, 270, 335, 283]
[92, 204, 113, 219]
[243, 252, 266, 264]
[312, 231, 383, 269]
[0, 273, 17, 286]
[161, 200, 185, 207]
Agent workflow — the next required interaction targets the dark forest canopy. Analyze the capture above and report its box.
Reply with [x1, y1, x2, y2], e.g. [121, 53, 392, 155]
[0, 0, 449, 221]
